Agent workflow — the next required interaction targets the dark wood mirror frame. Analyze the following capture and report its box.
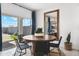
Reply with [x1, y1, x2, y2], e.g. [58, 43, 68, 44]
[44, 9, 59, 39]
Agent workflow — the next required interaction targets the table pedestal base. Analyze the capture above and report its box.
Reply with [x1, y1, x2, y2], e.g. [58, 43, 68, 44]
[33, 41, 49, 56]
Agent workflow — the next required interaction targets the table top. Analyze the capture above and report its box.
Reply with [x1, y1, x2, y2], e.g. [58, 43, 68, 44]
[23, 35, 57, 42]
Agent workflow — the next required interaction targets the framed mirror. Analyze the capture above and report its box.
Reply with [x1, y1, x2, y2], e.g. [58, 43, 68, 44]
[44, 9, 59, 39]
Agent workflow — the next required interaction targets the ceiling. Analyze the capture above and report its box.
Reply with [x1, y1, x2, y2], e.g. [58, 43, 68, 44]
[1, 3, 78, 18]
[17, 3, 78, 11]
[1, 3, 32, 18]
[17, 3, 62, 11]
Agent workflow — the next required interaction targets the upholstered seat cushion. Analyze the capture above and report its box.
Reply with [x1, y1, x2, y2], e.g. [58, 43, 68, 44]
[18, 43, 31, 50]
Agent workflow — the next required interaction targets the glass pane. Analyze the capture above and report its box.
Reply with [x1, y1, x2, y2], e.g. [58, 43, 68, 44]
[2, 16, 17, 27]
[23, 18, 32, 26]
[2, 15, 18, 42]
[23, 18, 32, 35]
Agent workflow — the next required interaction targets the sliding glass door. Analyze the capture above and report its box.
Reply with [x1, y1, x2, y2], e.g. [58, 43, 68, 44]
[2, 15, 18, 51]
[1, 3, 33, 51]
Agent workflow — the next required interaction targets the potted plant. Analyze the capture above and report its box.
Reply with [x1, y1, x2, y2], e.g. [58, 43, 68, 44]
[64, 32, 72, 50]
[35, 28, 44, 37]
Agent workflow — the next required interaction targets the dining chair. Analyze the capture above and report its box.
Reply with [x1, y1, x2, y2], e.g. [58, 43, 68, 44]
[14, 38, 32, 56]
[49, 36, 62, 55]
[18, 34, 25, 42]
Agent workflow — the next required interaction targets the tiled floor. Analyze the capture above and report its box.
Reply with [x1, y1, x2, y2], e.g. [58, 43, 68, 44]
[0, 47, 79, 56]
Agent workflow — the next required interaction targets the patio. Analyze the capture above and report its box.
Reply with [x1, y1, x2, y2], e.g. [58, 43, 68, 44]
[2, 33, 15, 51]
[2, 34, 13, 42]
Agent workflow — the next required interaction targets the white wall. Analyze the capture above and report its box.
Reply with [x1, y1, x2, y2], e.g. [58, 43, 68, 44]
[36, 4, 79, 50]
[71, 5, 79, 49]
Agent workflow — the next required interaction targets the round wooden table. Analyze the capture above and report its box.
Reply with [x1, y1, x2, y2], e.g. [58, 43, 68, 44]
[23, 35, 57, 56]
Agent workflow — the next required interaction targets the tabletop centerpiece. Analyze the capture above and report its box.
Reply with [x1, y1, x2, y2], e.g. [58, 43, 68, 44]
[35, 28, 44, 37]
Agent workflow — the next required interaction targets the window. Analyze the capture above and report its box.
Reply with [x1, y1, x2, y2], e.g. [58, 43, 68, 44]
[23, 18, 32, 26]
[2, 15, 18, 42]
[2, 15, 17, 28]
[23, 18, 32, 35]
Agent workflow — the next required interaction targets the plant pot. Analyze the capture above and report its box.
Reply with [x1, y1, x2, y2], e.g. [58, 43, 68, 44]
[64, 42, 72, 50]
[35, 33, 44, 38]
[35, 33, 44, 36]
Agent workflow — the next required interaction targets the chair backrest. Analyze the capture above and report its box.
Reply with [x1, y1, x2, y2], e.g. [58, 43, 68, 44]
[18, 34, 24, 42]
[58, 36, 62, 46]
[15, 39, 21, 49]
